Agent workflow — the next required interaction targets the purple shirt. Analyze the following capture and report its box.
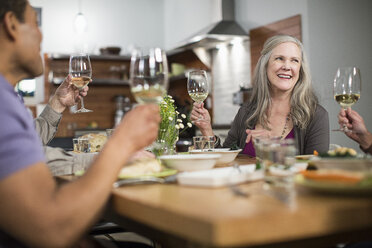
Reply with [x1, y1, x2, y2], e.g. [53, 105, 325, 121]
[242, 128, 295, 157]
[0, 74, 45, 180]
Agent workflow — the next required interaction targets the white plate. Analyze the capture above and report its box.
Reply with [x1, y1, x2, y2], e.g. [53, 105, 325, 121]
[159, 154, 221, 172]
[295, 174, 372, 196]
[177, 164, 263, 187]
[190, 149, 242, 165]
[310, 158, 372, 172]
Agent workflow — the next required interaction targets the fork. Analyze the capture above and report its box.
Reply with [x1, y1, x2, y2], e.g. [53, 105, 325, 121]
[113, 177, 165, 188]
[113, 174, 178, 188]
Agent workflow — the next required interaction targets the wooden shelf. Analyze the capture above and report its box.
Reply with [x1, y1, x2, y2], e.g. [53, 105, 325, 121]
[49, 53, 131, 61]
[51, 76, 181, 86]
[50, 77, 129, 86]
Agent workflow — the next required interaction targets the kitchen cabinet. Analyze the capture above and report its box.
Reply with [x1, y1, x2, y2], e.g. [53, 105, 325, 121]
[43, 50, 211, 137]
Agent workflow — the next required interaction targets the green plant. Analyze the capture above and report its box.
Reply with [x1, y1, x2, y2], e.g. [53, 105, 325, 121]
[156, 95, 192, 154]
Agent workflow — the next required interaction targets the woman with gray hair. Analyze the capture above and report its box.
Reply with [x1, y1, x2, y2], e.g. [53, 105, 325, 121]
[191, 34, 329, 155]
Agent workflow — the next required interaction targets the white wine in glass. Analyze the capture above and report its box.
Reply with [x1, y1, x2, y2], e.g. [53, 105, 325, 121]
[187, 70, 209, 120]
[69, 54, 92, 113]
[333, 67, 361, 132]
[129, 48, 168, 104]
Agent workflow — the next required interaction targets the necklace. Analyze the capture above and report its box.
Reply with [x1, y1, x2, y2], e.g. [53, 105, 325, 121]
[280, 113, 291, 139]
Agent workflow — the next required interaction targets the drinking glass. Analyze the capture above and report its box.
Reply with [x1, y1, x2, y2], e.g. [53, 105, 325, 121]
[192, 136, 214, 151]
[130, 48, 169, 154]
[261, 138, 296, 188]
[73, 138, 91, 153]
[129, 48, 169, 104]
[187, 70, 209, 120]
[69, 53, 92, 113]
[333, 67, 361, 132]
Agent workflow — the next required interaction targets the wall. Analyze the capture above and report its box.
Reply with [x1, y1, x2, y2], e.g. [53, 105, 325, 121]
[235, 0, 372, 151]
[163, 0, 221, 49]
[307, 0, 372, 150]
[211, 42, 251, 125]
[30, 0, 165, 54]
[235, 0, 309, 54]
[30, 0, 220, 53]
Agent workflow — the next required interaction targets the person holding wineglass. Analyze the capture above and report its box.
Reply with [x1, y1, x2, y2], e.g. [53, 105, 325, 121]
[0, 2, 160, 248]
[35, 74, 88, 143]
[338, 108, 372, 154]
[191, 35, 330, 155]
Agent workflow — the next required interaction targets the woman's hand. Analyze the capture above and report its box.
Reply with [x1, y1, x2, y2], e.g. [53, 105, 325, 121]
[190, 102, 213, 136]
[245, 129, 270, 144]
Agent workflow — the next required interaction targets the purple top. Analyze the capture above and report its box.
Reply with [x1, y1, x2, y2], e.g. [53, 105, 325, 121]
[242, 128, 295, 157]
[0, 74, 45, 180]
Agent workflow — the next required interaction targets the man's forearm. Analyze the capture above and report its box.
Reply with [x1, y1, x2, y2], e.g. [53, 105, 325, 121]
[35, 104, 62, 145]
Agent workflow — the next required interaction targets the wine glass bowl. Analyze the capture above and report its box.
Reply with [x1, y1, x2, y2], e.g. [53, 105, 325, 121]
[187, 70, 209, 120]
[333, 67, 361, 132]
[69, 54, 92, 113]
[187, 70, 209, 103]
[129, 48, 168, 104]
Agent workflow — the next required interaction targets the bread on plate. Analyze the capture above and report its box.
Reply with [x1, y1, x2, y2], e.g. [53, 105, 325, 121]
[80, 133, 107, 153]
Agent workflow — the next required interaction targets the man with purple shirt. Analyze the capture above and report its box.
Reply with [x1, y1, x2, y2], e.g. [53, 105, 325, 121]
[0, 1, 160, 247]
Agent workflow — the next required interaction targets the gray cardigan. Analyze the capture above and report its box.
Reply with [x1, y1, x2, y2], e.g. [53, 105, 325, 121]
[34, 105, 90, 175]
[218, 103, 330, 155]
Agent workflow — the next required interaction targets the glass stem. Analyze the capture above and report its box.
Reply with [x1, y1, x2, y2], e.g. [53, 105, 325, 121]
[80, 96, 85, 109]
[197, 101, 204, 120]
[342, 107, 350, 132]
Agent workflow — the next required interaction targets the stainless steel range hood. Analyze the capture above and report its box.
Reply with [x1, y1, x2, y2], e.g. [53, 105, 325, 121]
[172, 0, 249, 51]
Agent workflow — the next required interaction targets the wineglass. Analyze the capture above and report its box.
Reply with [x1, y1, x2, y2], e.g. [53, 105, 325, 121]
[129, 48, 169, 104]
[69, 53, 92, 113]
[129, 48, 169, 154]
[333, 67, 361, 132]
[187, 70, 209, 120]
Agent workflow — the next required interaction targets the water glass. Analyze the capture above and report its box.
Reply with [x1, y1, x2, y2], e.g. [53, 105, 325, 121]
[73, 138, 91, 153]
[106, 129, 114, 138]
[192, 136, 214, 151]
[261, 138, 296, 187]
[253, 135, 274, 170]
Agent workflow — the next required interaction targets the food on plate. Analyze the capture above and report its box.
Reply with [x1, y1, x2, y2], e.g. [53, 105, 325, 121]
[301, 169, 364, 184]
[296, 154, 314, 160]
[80, 133, 107, 152]
[320, 147, 357, 158]
[119, 158, 162, 178]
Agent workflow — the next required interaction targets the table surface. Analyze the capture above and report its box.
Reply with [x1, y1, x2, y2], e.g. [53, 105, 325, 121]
[60, 155, 372, 248]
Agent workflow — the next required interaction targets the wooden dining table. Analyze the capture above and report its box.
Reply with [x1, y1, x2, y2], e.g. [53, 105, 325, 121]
[61, 155, 372, 248]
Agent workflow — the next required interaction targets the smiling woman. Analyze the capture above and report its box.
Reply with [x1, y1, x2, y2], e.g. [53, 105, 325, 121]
[191, 34, 330, 156]
[267, 42, 301, 94]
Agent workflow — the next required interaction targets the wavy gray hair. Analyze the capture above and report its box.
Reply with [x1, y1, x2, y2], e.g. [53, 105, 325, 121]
[246, 34, 318, 130]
